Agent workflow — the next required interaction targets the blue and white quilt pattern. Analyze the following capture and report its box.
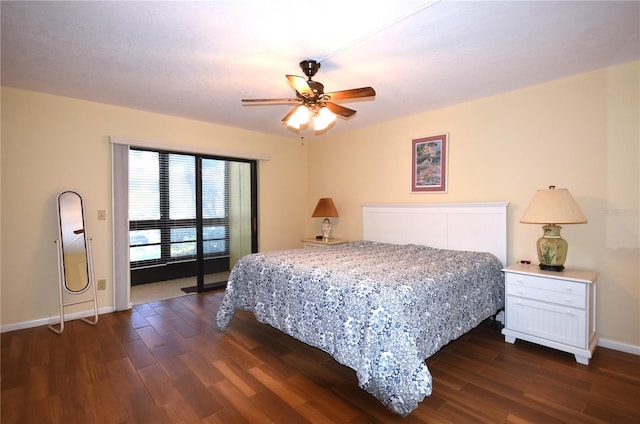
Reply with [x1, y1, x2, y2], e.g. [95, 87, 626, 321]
[216, 241, 504, 416]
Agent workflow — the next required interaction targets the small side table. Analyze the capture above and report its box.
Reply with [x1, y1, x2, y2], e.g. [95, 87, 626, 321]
[502, 264, 598, 365]
[301, 238, 349, 248]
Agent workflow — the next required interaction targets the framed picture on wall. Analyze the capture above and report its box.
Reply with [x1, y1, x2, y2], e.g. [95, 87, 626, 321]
[411, 133, 448, 193]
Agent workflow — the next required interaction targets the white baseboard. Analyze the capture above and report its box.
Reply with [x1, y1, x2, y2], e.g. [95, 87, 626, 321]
[0, 306, 114, 333]
[598, 338, 640, 356]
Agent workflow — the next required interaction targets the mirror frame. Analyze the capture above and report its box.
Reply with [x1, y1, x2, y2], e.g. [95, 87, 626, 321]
[57, 190, 91, 294]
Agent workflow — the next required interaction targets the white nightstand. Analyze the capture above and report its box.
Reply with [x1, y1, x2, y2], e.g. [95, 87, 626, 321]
[301, 238, 349, 248]
[502, 264, 598, 365]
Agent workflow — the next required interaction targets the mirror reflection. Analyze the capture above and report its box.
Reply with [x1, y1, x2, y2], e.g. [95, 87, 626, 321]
[58, 191, 90, 293]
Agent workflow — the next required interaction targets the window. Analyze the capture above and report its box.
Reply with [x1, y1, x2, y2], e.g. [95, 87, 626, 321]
[128, 148, 231, 284]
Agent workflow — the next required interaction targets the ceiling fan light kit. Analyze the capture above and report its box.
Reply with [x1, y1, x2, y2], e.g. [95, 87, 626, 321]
[286, 104, 336, 131]
[286, 105, 310, 129]
[314, 106, 337, 131]
[241, 60, 375, 134]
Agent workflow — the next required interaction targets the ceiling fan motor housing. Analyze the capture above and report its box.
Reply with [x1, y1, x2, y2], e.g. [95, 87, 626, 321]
[300, 60, 320, 79]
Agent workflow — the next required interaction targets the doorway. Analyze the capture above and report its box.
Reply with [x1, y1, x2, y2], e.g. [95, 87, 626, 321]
[111, 141, 258, 309]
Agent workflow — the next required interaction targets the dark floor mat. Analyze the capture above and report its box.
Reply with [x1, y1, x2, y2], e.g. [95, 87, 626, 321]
[181, 281, 227, 293]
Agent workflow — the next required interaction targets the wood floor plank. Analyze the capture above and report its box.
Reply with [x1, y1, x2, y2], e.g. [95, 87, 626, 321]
[122, 388, 171, 424]
[249, 386, 312, 424]
[122, 338, 156, 370]
[201, 408, 248, 424]
[157, 403, 193, 424]
[25, 364, 49, 401]
[145, 313, 175, 335]
[432, 355, 527, 404]
[216, 333, 263, 370]
[137, 363, 184, 407]
[180, 332, 226, 365]
[179, 350, 225, 387]
[87, 379, 130, 424]
[136, 325, 166, 351]
[169, 374, 225, 420]
[248, 364, 309, 407]
[212, 358, 262, 397]
[57, 371, 96, 424]
[246, 345, 298, 379]
[2, 289, 639, 423]
[0, 386, 28, 423]
[105, 357, 146, 393]
[148, 303, 183, 321]
[286, 372, 362, 423]
[583, 401, 640, 424]
[214, 379, 274, 423]
[134, 302, 159, 318]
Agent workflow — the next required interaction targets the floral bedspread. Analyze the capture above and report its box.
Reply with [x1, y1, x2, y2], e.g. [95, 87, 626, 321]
[216, 241, 504, 416]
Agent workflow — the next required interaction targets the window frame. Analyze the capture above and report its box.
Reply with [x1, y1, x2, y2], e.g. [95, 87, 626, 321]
[128, 147, 231, 284]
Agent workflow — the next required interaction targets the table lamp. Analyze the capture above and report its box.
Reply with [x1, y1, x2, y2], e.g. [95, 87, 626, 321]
[520, 186, 587, 271]
[312, 198, 339, 240]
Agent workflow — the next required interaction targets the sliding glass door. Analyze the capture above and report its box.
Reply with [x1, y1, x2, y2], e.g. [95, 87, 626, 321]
[128, 147, 257, 291]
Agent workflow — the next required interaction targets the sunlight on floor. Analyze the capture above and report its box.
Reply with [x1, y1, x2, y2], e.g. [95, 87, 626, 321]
[130, 272, 229, 305]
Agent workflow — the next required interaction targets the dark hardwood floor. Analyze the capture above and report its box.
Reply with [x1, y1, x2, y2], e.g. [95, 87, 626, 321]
[2, 290, 639, 423]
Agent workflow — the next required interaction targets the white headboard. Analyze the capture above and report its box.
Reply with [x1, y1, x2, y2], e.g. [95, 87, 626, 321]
[362, 202, 509, 266]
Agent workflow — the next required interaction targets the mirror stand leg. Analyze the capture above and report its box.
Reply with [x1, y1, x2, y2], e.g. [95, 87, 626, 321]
[48, 321, 64, 334]
[49, 240, 65, 334]
[80, 288, 99, 326]
[80, 240, 99, 326]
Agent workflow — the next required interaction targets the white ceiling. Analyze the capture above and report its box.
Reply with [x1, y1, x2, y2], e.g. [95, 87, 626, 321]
[2, 1, 639, 140]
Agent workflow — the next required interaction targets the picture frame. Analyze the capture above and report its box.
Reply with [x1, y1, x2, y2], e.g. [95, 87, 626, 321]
[411, 133, 448, 193]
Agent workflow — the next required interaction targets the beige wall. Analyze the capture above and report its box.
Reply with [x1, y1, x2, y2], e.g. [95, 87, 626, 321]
[2, 61, 638, 351]
[1, 87, 308, 327]
[307, 61, 639, 349]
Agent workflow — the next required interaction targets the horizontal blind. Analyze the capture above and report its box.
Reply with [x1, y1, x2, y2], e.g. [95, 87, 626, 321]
[168, 153, 196, 260]
[129, 150, 162, 264]
[128, 148, 230, 269]
[202, 158, 230, 256]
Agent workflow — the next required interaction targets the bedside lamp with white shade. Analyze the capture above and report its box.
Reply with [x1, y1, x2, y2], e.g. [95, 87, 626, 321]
[311, 198, 339, 240]
[520, 186, 588, 271]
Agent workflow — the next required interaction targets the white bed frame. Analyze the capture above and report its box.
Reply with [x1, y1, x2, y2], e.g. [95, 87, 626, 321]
[362, 202, 509, 267]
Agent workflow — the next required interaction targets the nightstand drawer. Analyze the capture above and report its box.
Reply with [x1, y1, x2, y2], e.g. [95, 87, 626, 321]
[506, 282, 586, 308]
[506, 272, 586, 297]
[505, 296, 587, 348]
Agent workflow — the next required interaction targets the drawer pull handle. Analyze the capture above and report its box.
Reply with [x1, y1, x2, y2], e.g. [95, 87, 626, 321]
[565, 298, 572, 304]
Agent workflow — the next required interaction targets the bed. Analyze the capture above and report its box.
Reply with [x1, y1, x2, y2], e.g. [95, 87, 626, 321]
[216, 202, 508, 416]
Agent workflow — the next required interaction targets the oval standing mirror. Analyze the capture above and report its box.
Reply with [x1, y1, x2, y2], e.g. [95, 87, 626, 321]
[58, 191, 90, 293]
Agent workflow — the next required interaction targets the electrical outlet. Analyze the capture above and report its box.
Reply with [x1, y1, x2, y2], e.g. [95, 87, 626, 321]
[97, 279, 106, 290]
[98, 210, 106, 220]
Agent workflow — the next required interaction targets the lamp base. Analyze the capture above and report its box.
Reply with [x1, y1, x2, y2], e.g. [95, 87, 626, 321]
[536, 224, 568, 272]
[539, 263, 565, 272]
[320, 218, 333, 239]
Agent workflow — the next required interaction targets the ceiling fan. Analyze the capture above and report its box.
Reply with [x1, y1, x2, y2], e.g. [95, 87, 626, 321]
[241, 60, 376, 132]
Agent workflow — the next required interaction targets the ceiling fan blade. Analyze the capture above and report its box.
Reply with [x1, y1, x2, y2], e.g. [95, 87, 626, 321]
[241, 98, 300, 104]
[326, 102, 357, 118]
[286, 75, 314, 97]
[325, 87, 376, 101]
